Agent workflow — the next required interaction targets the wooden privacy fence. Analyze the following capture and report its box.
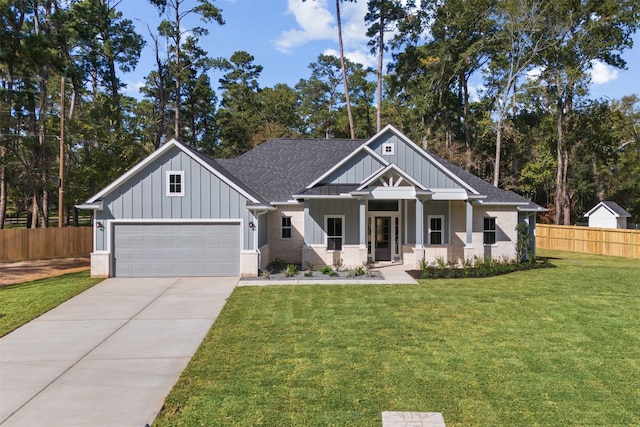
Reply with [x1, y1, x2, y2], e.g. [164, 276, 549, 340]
[0, 227, 93, 262]
[537, 224, 640, 259]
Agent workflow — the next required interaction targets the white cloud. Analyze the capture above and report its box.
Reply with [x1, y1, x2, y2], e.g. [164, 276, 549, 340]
[275, 0, 336, 53]
[590, 60, 619, 84]
[468, 83, 485, 102]
[323, 48, 377, 69]
[275, 0, 372, 63]
[340, 1, 370, 45]
[526, 66, 542, 81]
[276, 0, 401, 77]
[123, 80, 145, 96]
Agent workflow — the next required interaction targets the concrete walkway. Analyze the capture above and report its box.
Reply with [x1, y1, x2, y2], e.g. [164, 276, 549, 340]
[238, 262, 418, 286]
[0, 276, 237, 427]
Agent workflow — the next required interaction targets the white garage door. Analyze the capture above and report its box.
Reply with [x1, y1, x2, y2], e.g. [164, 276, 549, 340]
[113, 223, 241, 277]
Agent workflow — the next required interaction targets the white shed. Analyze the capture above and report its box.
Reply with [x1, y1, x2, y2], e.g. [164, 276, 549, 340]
[584, 201, 631, 229]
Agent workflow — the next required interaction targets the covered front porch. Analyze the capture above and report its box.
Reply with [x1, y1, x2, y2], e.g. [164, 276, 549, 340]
[297, 167, 478, 269]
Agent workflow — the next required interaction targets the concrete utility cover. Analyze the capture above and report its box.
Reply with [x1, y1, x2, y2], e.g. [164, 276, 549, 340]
[382, 411, 446, 427]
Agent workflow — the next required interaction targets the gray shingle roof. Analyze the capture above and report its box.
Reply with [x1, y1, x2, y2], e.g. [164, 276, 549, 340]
[587, 201, 631, 217]
[216, 138, 364, 202]
[212, 136, 544, 212]
[602, 201, 631, 217]
[429, 153, 544, 209]
[183, 144, 270, 206]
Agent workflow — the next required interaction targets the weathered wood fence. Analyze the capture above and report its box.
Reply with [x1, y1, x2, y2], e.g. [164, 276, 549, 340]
[537, 224, 640, 259]
[0, 227, 93, 262]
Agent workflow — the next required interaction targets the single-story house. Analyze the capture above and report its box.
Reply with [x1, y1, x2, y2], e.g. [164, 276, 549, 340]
[584, 201, 631, 229]
[78, 125, 546, 278]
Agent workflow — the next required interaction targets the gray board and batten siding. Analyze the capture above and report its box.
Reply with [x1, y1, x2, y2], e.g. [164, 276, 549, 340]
[323, 149, 386, 185]
[94, 145, 256, 253]
[305, 199, 361, 246]
[368, 131, 462, 190]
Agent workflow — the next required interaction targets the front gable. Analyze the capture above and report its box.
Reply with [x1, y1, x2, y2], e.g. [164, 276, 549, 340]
[321, 147, 387, 185]
[98, 145, 252, 220]
[86, 139, 263, 207]
[355, 164, 428, 200]
[304, 125, 476, 199]
[366, 127, 473, 192]
[85, 139, 264, 255]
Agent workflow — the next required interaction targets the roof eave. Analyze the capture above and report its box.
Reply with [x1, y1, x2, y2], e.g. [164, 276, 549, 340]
[246, 204, 277, 211]
[75, 201, 103, 211]
[518, 206, 549, 213]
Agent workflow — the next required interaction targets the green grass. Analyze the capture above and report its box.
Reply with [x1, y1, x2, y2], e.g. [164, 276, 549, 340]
[0, 272, 102, 337]
[154, 250, 640, 426]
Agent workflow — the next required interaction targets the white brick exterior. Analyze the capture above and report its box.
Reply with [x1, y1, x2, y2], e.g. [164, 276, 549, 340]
[265, 206, 305, 265]
[240, 251, 259, 277]
[90, 252, 110, 278]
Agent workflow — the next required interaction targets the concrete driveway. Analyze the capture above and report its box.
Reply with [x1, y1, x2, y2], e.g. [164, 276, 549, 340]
[0, 276, 237, 427]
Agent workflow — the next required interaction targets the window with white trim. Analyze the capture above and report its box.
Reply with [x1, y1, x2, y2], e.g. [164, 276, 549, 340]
[484, 217, 496, 245]
[281, 216, 292, 239]
[325, 216, 343, 251]
[428, 215, 443, 245]
[382, 142, 395, 156]
[166, 171, 185, 196]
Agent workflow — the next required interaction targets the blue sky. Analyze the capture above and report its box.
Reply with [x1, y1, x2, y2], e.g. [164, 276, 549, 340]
[120, 0, 639, 102]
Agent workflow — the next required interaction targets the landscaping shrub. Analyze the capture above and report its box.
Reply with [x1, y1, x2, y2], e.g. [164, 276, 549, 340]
[284, 264, 298, 277]
[267, 257, 287, 272]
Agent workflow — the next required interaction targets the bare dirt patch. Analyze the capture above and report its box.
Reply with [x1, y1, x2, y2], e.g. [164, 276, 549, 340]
[0, 257, 90, 286]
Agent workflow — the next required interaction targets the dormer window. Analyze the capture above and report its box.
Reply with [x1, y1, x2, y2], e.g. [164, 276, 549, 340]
[382, 142, 394, 156]
[166, 171, 185, 196]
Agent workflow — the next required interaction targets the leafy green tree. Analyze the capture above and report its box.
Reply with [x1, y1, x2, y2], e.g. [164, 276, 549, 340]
[215, 51, 263, 157]
[296, 54, 344, 138]
[536, 0, 640, 224]
[484, 0, 551, 187]
[252, 84, 302, 144]
[365, 0, 405, 132]
[303, 0, 357, 138]
[68, 0, 144, 120]
[149, 0, 223, 139]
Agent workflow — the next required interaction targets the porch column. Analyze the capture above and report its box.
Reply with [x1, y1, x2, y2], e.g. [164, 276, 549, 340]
[415, 198, 424, 247]
[465, 200, 473, 247]
[302, 200, 312, 266]
[464, 200, 475, 261]
[414, 198, 425, 268]
[359, 199, 366, 249]
[357, 198, 368, 264]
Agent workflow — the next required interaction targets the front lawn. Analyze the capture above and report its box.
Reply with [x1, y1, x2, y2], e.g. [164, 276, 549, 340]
[0, 271, 102, 337]
[155, 250, 640, 426]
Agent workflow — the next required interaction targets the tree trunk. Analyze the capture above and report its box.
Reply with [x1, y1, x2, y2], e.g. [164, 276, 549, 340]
[38, 72, 49, 228]
[0, 73, 13, 230]
[376, 16, 384, 133]
[336, 0, 355, 139]
[554, 101, 564, 225]
[562, 149, 571, 225]
[174, 4, 181, 140]
[0, 146, 6, 230]
[493, 115, 502, 187]
[30, 195, 39, 229]
[461, 72, 471, 171]
[150, 31, 167, 149]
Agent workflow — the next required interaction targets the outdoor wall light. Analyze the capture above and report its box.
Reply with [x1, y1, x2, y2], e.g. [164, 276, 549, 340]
[248, 221, 255, 230]
[96, 221, 104, 230]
